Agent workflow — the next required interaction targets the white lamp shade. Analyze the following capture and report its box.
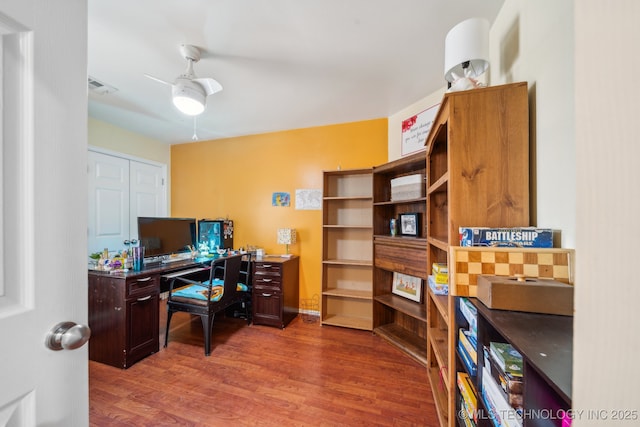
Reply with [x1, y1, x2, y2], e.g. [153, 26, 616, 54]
[277, 228, 297, 245]
[444, 17, 490, 83]
[172, 80, 206, 116]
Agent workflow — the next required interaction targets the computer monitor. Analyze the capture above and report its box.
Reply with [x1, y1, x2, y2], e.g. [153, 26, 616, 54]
[137, 217, 196, 257]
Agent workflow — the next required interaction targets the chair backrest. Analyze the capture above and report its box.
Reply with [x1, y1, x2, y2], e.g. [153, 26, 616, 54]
[210, 254, 243, 307]
[239, 252, 253, 287]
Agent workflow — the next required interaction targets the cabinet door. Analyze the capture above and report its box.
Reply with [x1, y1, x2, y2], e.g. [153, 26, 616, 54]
[253, 291, 283, 327]
[126, 292, 159, 367]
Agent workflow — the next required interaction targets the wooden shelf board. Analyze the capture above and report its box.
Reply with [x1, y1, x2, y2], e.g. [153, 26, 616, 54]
[373, 323, 427, 366]
[428, 288, 450, 326]
[322, 288, 372, 299]
[427, 366, 449, 427]
[373, 235, 428, 248]
[428, 328, 449, 389]
[372, 150, 425, 174]
[427, 237, 449, 252]
[373, 196, 427, 206]
[323, 259, 373, 267]
[322, 314, 372, 331]
[323, 196, 373, 201]
[427, 171, 449, 194]
[374, 294, 427, 322]
[323, 224, 373, 229]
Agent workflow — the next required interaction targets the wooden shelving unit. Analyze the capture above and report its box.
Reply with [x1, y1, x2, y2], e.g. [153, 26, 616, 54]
[456, 297, 572, 427]
[424, 82, 531, 427]
[372, 151, 428, 366]
[321, 169, 374, 330]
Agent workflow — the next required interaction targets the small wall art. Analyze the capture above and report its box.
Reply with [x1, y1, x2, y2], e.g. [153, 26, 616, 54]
[401, 103, 440, 156]
[272, 192, 290, 207]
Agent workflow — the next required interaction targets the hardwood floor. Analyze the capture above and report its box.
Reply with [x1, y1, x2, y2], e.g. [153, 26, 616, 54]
[90, 304, 438, 426]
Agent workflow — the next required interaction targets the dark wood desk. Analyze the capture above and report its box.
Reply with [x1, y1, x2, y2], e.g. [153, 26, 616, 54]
[88, 257, 213, 368]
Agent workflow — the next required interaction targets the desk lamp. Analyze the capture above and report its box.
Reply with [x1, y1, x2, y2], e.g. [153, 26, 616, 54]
[444, 17, 490, 92]
[277, 228, 297, 257]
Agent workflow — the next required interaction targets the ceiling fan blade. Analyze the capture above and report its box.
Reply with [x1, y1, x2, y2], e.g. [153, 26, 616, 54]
[144, 73, 173, 86]
[193, 77, 222, 96]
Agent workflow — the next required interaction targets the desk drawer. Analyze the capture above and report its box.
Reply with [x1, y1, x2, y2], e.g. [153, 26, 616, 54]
[126, 275, 159, 298]
[254, 262, 282, 276]
[253, 275, 282, 291]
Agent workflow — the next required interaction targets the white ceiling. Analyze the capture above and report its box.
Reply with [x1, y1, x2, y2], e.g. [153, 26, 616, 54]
[88, 0, 504, 144]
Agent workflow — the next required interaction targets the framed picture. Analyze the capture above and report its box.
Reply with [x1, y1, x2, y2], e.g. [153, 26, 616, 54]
[392, 272, 423, 303]
[401, 103, 440, 156]
[399, 212, 419, 236]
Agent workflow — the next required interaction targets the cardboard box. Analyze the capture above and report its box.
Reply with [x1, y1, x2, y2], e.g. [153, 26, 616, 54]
[390, 174, 424, 201]
[477, 275, 574, 316]
[459, 227, 554, 248]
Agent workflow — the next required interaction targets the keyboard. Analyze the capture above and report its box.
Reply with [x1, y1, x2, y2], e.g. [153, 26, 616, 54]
[162, 267, 208, 279]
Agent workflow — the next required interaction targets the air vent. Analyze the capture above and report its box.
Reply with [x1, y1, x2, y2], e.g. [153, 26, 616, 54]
[88, 76, 117, 94]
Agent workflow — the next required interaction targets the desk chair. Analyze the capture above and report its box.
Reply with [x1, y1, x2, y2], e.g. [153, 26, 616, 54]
[165, 254, 242, 356]
[215, 253, 252, 324]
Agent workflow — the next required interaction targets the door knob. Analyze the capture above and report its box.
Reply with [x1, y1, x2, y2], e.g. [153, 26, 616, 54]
[45, 321, 91, 351]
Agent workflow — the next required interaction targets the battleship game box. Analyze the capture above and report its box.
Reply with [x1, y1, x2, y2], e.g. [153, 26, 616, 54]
[459, 227, 554, 248]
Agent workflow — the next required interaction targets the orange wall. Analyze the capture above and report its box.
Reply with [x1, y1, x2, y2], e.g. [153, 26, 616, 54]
[171, 118, 388, 305]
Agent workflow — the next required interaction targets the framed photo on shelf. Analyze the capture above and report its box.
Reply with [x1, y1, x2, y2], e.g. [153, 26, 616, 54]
[392, 272, 423, 303]
[399, 212, 419, 236]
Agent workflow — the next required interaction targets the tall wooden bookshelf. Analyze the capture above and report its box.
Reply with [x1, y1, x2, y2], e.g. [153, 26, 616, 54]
[424, 82, 530, 426]
[372, 151, 428, 366]
[321, 169, 374, 330]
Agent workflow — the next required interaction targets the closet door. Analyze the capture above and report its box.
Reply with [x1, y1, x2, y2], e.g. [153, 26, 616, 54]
[88, 150, 167, 254]
[88, 151, 130, 254]
[129, 160, 166, 242]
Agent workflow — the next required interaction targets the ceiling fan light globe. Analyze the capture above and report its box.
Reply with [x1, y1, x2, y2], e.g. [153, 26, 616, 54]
[172, 82, 206, 116]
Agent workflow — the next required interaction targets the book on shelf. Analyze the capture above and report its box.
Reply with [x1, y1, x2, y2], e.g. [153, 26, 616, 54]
[458, 339, 477, 377]
[459, 329, 477, 363]
[460, 298, 478, 337]
[432, 262, 448, 274]
[431, 271, 448, 284]
[487, 352, 524, 414]
[457, 372, 478, 423]
[481, 366, 523, 427]
[458, 397, 476, 427]
[490, 342, 523, 378]
[428, 275, 448, 295]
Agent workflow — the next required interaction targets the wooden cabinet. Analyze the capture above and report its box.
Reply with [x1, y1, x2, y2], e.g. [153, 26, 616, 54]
[424, 82, 530, 426]
[372, 151, 428, 365]
[252, 255, 299, 328]
[456, 297, 572, 427]
[321, 169, 373, 330]
[88, 272, 160, 368]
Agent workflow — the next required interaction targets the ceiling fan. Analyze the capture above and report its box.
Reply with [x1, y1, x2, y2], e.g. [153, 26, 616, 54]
[145, 44, 222, 116]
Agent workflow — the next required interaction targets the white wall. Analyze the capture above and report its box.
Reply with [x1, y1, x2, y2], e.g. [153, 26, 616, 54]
[491, 0, 575, 249]
[574, 2, 640, 425]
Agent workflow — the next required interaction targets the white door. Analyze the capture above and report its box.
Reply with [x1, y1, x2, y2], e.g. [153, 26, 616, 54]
[88, 150, 166, 255]
[88, 151, 130, 254]
[0, 0, 89, 426]
[129, 159, 166, 241]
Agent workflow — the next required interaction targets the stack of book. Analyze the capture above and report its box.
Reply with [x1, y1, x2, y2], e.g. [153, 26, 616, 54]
[457, 372, 477, 426]
[481, 342, 524, 427]
[458, 298, 478, 376]
[428, 262, 448, 295]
